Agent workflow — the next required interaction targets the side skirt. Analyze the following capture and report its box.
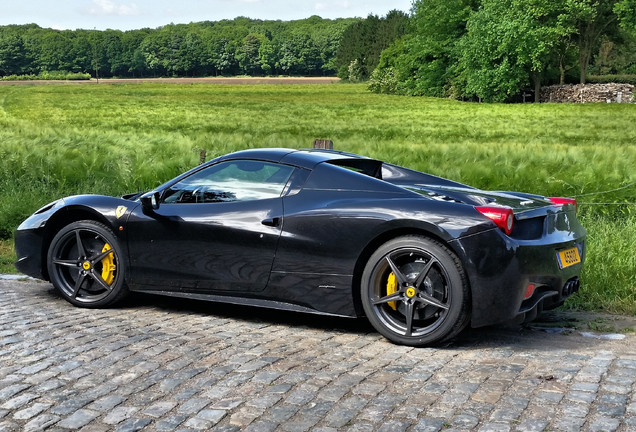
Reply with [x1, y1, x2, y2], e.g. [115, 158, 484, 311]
[129, 288, 355, 318]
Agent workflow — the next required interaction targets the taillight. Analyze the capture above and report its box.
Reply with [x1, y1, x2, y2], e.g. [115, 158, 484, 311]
[524, 284, 536, 300]
[548, 197, 577, 212]
[475, 206, 514, 235]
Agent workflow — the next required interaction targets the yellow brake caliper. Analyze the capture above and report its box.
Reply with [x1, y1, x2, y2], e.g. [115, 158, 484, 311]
[386, 272, 398, 310]
[101, 244, 115, 285]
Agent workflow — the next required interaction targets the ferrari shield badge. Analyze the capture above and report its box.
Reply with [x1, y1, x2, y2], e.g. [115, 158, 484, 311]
[116, 206, 127, 219]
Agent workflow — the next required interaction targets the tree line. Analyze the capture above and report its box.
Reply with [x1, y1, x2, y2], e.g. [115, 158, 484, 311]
[2, 4, 635, 102]
[0, 16, 359, 78]
[335, 10, 410, 81]
[368, 0, 636, 102]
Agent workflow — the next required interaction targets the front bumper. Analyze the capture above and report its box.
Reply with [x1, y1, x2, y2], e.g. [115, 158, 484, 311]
[14, 228, 46, 280]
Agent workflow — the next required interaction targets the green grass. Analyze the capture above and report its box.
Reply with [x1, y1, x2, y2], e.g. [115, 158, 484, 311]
[0, 239, 16, 274]
[0, 82, 634, 313]
[569, 214, 636, 314]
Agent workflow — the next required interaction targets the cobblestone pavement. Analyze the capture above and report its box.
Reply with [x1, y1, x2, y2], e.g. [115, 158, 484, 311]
[1, 280, 634, 432]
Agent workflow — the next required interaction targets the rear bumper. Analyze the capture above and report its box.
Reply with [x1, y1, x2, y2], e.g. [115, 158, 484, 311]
[452, 213, 586, 328]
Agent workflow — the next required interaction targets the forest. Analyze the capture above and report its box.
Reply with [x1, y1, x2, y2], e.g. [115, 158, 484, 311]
[368, 0, 636, 101]
[0, 13, 404, 80]
[0, 17, 361, 78]
[1, 2, 636, 99]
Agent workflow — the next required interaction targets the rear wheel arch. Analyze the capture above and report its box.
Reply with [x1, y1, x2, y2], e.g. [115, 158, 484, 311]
[355, 232, 472, 346]
[351, 227, 464, 317]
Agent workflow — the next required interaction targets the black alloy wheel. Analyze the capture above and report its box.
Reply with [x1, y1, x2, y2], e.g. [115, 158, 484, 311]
[361, 236, 470, 346]
[47, 220, 128, 307]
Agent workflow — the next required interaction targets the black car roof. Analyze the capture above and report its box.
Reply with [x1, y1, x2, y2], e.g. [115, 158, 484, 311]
[218, 148, 370, 170]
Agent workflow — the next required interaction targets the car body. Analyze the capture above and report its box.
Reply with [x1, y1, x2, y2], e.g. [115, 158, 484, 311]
[15, 148, 586, 346]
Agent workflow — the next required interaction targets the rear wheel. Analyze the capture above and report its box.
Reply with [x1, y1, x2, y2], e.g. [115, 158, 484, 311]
[361, 236, 470, 346]
[47, 220, 128, 307]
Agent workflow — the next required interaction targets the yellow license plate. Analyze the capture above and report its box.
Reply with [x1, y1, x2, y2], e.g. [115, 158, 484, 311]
[557, 247, 581, 269]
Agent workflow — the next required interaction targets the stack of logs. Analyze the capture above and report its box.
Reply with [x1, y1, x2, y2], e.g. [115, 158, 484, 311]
[540, 83, 634, 103]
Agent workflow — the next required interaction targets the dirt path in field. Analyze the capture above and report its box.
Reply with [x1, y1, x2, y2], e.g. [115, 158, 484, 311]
[0, 76, 341, 86]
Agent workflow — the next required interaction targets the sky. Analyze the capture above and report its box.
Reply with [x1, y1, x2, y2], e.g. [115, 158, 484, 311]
[1, 0, 414, 31]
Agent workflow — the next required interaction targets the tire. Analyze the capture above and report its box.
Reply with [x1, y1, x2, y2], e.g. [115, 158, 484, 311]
[361, 235, 470, 346]
[47, 220, 128, 307]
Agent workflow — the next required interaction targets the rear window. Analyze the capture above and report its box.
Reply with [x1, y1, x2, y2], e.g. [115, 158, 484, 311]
[327, 158, 383, 179]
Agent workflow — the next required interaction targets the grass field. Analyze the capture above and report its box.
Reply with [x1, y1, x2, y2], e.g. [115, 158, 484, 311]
[1, 82, 634, 313]
[0, 239, 15, 274]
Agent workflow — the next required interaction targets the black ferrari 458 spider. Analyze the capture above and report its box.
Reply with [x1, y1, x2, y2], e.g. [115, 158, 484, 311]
[15, 148, 585, 346]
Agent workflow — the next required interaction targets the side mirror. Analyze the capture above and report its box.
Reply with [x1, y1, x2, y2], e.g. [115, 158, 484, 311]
[141, 191, 160, 214]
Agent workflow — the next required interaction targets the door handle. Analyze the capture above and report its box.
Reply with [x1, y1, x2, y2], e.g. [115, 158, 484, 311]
[261, 217, 281, 227]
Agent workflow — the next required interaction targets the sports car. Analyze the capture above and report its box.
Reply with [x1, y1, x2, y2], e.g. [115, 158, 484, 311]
[15, 148, 586, 346]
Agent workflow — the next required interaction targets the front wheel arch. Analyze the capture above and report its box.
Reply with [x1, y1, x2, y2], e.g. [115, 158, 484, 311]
[41, 208, 117, 280]
[46, 220, 128, 308]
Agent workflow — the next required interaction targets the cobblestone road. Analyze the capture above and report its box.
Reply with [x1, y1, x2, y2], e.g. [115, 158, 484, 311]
[0, 280, 634, 432]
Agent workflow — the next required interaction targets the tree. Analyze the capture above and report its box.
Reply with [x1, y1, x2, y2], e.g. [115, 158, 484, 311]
[298, 35, 322, 75]
[371, 0, 474, 96]
[373, 0, 636, 100]
[215, 40, 238, 75]
[0, 34, 30, 76]
[0, 17, 358, 79]
[103, 30, 125, 77]
[167, 29, 185, 76]
[459, 0, 575, 102]
[237, 33, 263, 75]
[336, 11, 409, 80]
[121, 29, 151, 77]
[37, 31, 74, 72]
[567, 0, 619, 83]
[258, 39, 276, 75]
[276, 33, 321, 75]
[130, 47, 147, 77]
[184, 32, 207, 76]
[277, 38, 301, 75]
[590, 28, 636, 74]
[138, 31, 167, 76]
[554, 0, 636, 83]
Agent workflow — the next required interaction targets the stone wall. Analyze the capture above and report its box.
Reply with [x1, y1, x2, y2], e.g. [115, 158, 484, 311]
[540, 83, 634, 103]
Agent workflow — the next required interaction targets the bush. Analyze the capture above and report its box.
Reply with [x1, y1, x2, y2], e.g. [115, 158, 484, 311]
[368, 67, 398, 94]
[0, 74, 38, 81]
[0, 71, 92, 81]
[347, 59, 365, 83]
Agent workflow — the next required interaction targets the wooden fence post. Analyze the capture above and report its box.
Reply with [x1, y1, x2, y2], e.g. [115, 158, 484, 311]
[313, 139, 334, 150]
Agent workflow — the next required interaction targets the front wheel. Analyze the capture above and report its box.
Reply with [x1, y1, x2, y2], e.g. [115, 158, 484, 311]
[47, 220, 128, 307]
[361, 236, 470, 346]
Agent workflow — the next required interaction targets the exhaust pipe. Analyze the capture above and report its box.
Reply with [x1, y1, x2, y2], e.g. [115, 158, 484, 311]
[562, 278, 580, 297]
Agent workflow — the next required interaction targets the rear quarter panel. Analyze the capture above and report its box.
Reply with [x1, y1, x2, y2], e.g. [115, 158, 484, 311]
[265, 165, 492, 316]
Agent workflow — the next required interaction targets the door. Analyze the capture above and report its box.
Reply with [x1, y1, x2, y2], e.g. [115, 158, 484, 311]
[126, 160, 295, 293]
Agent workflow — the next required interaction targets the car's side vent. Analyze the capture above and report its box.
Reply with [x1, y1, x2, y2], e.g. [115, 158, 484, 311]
[427, 192, 462, 204]
[34, 201, 58, 215]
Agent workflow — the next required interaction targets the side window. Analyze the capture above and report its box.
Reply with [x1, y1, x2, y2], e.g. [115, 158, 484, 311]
[162, 160, 295, 204]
